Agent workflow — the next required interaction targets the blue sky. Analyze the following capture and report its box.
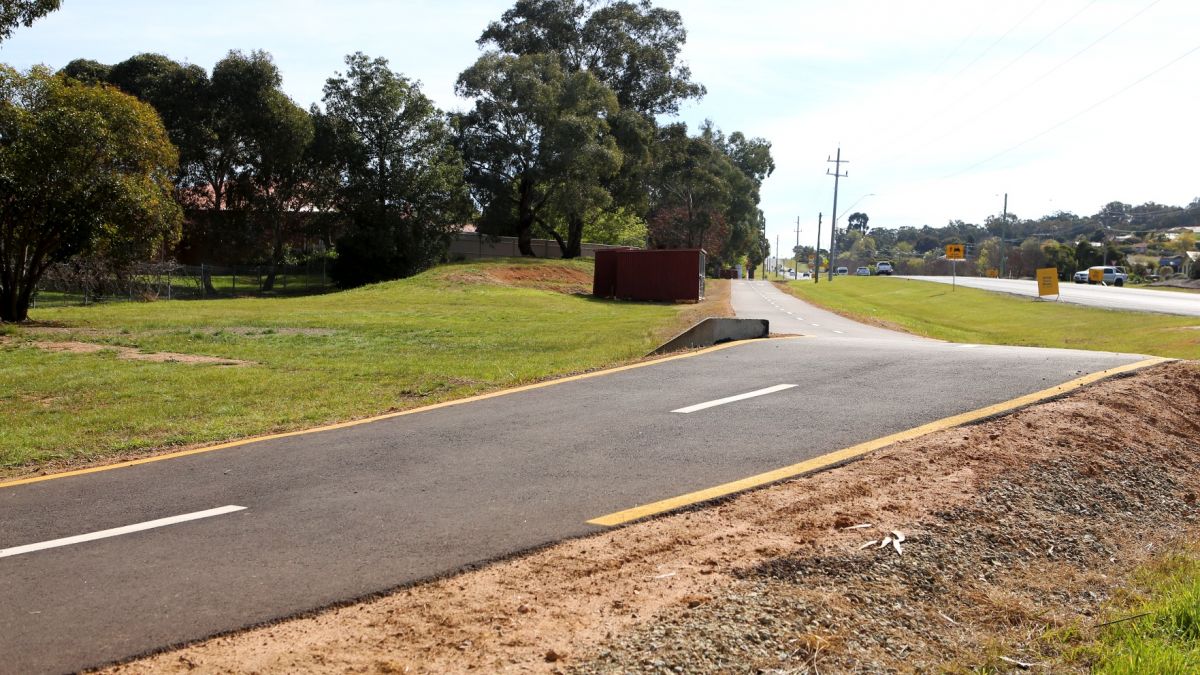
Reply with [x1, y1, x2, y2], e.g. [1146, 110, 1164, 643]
[3, 0, 1197, 254]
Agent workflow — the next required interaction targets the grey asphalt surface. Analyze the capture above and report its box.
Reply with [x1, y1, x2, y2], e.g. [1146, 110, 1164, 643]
[1, 282, 1152, 674]
[903, 275, 1200, 316]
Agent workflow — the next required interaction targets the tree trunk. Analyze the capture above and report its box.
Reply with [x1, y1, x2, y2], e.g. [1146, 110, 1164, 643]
[201, 265, 217, 296]
[261, 220, 285, 292]
[0, 284, 24, 322]
[563, 213, 584, 259]
[517, 178, 536, 257]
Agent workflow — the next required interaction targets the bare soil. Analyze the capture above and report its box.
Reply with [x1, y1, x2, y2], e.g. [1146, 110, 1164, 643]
[107, 361, 1200, 674]
[442, 264, 595, 295]
[3, 338, 252, 366]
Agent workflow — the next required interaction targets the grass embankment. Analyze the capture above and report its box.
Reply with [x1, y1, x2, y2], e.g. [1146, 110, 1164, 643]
[1, 258, 720, 475]
[783, 276, 1200, 359]
[1055, 546, 1200, 672]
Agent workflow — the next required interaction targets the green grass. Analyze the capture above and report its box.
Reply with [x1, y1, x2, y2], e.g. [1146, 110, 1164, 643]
[782, 276, 1200, 359]
[1, 258, 685, 473]
[1052, 545, 1200, 673]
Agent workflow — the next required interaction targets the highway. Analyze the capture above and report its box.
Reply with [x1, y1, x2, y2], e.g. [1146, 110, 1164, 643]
[902, 275, 1200, 317]
[0, 280, 1159, 673]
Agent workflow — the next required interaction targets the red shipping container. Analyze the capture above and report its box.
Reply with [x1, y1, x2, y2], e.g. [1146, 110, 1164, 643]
[593, 249, 706, 302]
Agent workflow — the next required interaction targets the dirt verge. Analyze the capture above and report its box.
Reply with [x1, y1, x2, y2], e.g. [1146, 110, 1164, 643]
[107, 361, 1200, 674]
[15, 340, 253, 366]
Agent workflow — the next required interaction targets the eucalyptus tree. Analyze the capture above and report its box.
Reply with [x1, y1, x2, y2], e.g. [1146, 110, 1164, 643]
[0, 66, 181, 321]
[456, 52, 621, 257]
[466, 0, 705, 248]
[319, 53, 472, 287]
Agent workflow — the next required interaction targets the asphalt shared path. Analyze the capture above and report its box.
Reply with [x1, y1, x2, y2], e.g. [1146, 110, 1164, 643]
[1, 280, 1156, 673]
[902, 275, 1200, 317]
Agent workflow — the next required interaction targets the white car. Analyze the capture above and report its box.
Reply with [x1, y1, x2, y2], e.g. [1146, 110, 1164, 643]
[875, 261, 894, 275]
[856, 266, 870, 276]
[798, 271, 811, 279]
[1083, 266, 1128, 286]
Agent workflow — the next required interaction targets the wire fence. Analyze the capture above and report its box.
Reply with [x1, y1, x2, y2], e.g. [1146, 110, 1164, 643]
[32, 259, 334, 309]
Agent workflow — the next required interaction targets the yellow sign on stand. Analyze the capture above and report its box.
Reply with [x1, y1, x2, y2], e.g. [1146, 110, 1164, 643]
[1088, 267, 1104, 283]
[945, 244, 965, 260]
[1036, 268, 1060, 297]
[986, 268, 999, 278]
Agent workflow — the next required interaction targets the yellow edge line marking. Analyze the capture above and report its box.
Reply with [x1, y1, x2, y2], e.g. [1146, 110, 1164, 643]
[587, 356, 1170, 527]
[1, 337, 800, 490]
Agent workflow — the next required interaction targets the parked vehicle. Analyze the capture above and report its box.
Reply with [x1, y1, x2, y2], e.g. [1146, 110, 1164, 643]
[875, 261, 894, 275]
[798, 271, 811, 279]
[856, 266, 870, 276]
[836, 266, 848, 276]
[1073, 270, 1088, 284]
[1086, 266, 1128, 286]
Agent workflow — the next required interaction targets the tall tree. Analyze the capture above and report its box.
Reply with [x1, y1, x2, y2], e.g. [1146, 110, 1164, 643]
[321, 53, 471, 286]
[0, 66, 181, 321]
[479, 0, 704, 117]
[236, 87, 314, 290]
[101, 53, 211, 193]
[0, 0, 59, 42]
[456, 52, 620, 257]
[475, 0, 706, 238]
[847, 212, 869, 234]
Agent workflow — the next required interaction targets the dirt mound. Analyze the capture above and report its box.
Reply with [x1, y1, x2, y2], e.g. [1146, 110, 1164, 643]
[111, 362, 1199, 674]
[442, 262, 594, 295]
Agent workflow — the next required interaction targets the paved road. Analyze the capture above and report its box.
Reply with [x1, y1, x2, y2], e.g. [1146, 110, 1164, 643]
[0, 283, 1154, 673]
[902, 275, 1200, 317]
[732, 278, 927, 340]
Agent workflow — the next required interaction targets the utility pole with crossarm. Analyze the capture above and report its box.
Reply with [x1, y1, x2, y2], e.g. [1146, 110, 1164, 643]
[826, 148, 848, 281]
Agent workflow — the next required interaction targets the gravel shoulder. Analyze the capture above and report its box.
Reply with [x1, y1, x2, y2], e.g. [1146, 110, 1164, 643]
[108, 361, 1200, 674]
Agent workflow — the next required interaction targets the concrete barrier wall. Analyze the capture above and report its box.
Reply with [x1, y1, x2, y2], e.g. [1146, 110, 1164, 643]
[448, 234, 631, 260]
[651, 318, 770, 355]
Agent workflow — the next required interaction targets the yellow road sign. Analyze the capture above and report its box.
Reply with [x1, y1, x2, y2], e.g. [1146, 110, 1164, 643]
[945, 244, 965, 260]
[1036, 268, 1060, 297]
[986, 268, 999, 278]
[1088, 267, 1104, 283]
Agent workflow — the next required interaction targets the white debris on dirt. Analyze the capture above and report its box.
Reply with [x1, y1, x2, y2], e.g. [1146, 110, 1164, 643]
[107, 362, 1200, 674]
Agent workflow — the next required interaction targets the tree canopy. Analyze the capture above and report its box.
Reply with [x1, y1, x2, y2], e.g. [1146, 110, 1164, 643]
[0, 66, 181, 321]
[320, 53, 473, 287]
[0, 0, 59, 42]
[456, 52, 621, 257]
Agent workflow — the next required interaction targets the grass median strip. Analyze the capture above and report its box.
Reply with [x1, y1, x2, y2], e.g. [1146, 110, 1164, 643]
[0, 259, 714, 475]
[781, 276, 1200, 359]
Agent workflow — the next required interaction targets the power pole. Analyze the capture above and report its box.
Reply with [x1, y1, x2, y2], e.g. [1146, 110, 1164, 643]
[1000, 193, 1008, 277]
[814, 212, 822, 283]
[775, 234, 780, 277]
[794, 216, 801, 279]
[826, 148, 848, 281]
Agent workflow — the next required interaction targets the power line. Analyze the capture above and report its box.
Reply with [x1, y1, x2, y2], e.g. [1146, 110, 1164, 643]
[863, 0, 1163, 169]
[942, 40, 1200, 179]
[860, 1, 1051, 165]
[887, 0, 1101, 161]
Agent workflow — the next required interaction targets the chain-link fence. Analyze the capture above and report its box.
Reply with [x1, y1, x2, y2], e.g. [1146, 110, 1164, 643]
[32, 259, 333, 309]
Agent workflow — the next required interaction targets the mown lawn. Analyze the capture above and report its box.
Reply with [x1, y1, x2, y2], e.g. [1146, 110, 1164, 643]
[0, 258, 686, 473]
[783, 277, 1200, 359]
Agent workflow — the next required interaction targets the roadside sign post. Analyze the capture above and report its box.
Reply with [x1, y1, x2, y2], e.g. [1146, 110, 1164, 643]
[1036, 267, 1061, 302]
[945, 244, 965, 290]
